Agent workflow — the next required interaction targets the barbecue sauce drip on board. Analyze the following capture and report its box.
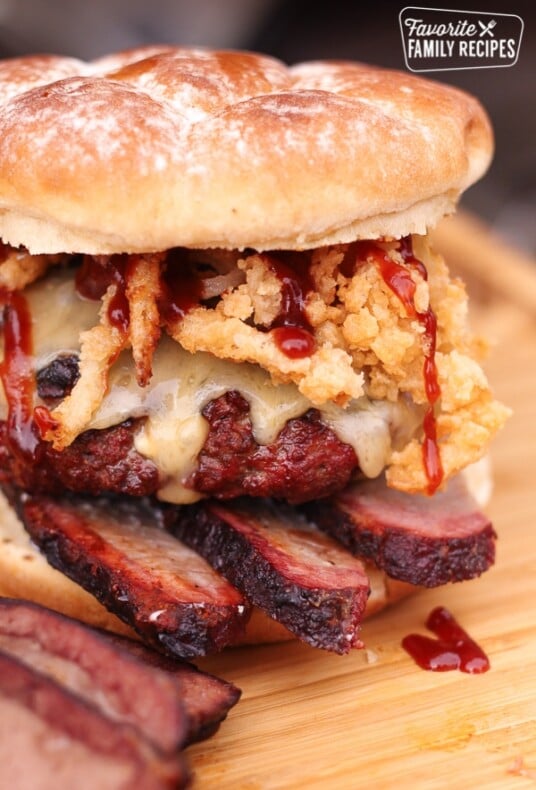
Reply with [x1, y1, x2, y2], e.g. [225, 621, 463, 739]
[402, 607, 490, 673]
[263, 253, 316, 359]
[354, 238, 444, 494]
[0, 290, 40, 461]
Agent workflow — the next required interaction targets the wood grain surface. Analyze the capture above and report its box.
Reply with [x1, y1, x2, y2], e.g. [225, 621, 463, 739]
[190, 214, 536, 789]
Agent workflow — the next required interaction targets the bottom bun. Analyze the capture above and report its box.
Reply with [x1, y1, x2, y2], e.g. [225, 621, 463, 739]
[0, 491, 414, 646]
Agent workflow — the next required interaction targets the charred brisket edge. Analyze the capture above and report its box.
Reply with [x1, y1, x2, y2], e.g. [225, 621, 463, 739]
[105, 631, 241, 745]
[11, 488, 249, 660]
[0, 649, 189, 789]
[168, 502, 368, 655]
[305, 499, 496, 587]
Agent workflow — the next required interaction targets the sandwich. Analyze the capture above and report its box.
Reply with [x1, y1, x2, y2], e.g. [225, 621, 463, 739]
[0, 47, 509, 656]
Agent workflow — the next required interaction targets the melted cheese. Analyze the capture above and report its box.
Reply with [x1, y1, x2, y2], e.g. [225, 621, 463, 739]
[94, 339, 310, 502]
[24, 269, 102, 367]
[0, 268, 422, 503]
[321, 398, 422, 479]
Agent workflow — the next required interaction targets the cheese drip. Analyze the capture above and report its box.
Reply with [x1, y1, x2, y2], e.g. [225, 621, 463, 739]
[0, 268, 422, 504]
[95, 340, 310, 502]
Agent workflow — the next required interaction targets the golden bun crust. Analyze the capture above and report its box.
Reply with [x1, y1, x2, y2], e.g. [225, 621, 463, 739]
[0, 491, 413, 646]
[0, 48, 493, 254]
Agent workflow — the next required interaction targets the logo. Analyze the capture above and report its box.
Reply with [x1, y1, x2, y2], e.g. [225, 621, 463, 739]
[399, 7, 524, 72]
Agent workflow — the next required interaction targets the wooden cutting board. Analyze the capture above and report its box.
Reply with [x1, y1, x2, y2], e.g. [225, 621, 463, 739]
[190, 213, 536, 789]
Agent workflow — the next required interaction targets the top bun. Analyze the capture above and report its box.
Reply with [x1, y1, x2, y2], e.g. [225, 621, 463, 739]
[0, 47, 493, 254]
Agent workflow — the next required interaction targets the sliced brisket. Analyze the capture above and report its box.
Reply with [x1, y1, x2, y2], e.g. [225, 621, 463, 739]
[305, 474, 495, 587]
[0, 598, 241, 749]
[106, 632, 241, 744]
[16, 493, 250, 659]
[0, 650, 188, 790]
[169, 498, 370, 654]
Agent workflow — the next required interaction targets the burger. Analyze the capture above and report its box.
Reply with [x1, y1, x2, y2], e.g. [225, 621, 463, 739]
[0, 47, 509, 656]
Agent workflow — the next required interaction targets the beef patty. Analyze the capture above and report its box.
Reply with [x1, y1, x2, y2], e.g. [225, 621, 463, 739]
[0, 358, 358, 502]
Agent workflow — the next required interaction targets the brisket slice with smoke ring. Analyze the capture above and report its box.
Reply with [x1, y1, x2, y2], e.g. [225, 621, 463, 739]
[5, 471, 495, 656]
[0, 598, 189, 754]
[168, 498, 370, 654]
[14, 491, 250, 660]
[104, 632, 241, 744]
[12, 482, 371, 655]
[303, 475, 496, 587]
[0, 650, 188, 789]
[0, 598, 241, 749]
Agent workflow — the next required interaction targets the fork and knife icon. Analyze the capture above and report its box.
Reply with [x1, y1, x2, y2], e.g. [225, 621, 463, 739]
[478, 19, 497, 37]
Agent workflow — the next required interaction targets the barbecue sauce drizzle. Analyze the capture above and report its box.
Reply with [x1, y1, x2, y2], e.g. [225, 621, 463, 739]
[78, 250, 316, 358]
[75, 255, 130, 332]
[75, 251, 206, 329]
[158, 251, 202, 325]
[351, 238, 444, 494]
[402, 607, 490, 673]
[263, 253, 316, 359]
[0, 290, 41, 461]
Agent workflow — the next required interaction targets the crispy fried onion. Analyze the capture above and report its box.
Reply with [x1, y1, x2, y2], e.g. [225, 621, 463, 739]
[126, 254, 163, 387]
[40, 288, 127, 449]
[31, 242, 509, 492]
[39, 254, 165, 450]
[40, 250, 245, 450]
[199, 268, 245, 299]
[186, 249, 245, 299]
[0, 246, 64, 290]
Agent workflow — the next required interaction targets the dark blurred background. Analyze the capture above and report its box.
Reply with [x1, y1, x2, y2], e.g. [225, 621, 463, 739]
[0, 0, 533, 254]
